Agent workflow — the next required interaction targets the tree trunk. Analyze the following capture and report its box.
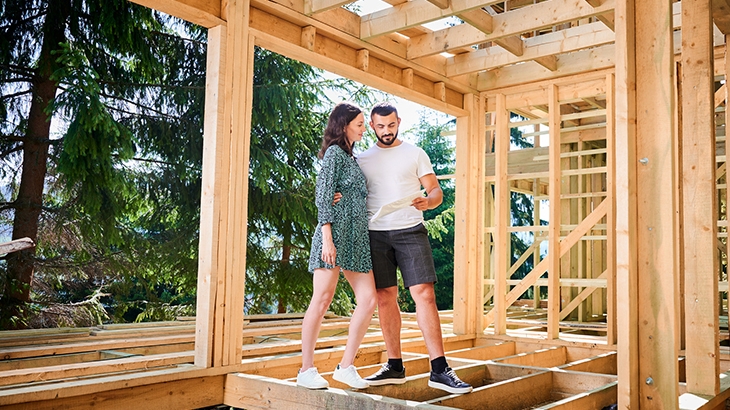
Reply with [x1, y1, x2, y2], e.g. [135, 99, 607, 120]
[2, 0, 69, 327]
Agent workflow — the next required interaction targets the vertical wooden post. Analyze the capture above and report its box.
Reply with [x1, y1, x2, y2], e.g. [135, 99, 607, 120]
[605, 73, 617, 346]
[196, 25, 228, 368]
[483, 108, 495, 332]
[547, 84, 561, 339]
[195, 0, 254, 368]
[726, 39, 730, 338]
[454, 93, 484, 336]
[680, 0, 719, 396]
[616, 0, 680, 408]
[493, 93, 509, 335]
[615, 0, 680, 407]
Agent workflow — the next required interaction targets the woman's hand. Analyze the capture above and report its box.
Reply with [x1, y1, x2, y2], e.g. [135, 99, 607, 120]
[320, 223, 336, 266]
[321, 238, 337, 266]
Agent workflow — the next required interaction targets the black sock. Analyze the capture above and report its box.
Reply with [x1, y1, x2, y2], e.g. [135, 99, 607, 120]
[431, 356, 448, 374]
[388, 358, 404, 372]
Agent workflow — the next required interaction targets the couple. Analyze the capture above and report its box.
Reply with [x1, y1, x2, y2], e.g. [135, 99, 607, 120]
[296, 102, 472, 395]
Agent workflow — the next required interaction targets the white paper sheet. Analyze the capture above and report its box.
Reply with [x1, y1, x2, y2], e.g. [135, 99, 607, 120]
[369, 190, 426, 223]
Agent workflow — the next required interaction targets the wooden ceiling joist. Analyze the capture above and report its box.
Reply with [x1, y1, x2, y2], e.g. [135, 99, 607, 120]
[360, 0, 503, 40]
[406, 0, 616, 59]
[131, 0, 223, 27]
[447, 21, 614, 77]
[713, 0, 730, 34]
[304, 0, 353, 15]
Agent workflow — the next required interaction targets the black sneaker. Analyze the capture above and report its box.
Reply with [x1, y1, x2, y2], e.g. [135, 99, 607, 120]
[364, 363, 406, 386]
[428, 367, 473, 394]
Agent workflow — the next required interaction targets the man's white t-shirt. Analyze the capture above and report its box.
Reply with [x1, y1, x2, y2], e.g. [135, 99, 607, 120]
[356, 141, 435, 231]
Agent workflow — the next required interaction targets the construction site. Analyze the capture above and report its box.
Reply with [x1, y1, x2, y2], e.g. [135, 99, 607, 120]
[1, 0, 729, 409]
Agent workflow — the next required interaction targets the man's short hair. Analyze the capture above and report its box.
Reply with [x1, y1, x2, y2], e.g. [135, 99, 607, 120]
[371, 102, 398, 118]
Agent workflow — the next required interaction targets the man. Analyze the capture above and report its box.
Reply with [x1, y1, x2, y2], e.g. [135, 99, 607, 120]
[356, 102, 472, 394]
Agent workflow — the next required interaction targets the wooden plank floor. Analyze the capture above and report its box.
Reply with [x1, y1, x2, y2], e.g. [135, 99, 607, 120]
[0, 309, 727, 409]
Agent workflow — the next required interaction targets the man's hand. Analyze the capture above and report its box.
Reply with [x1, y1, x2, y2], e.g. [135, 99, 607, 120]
[411, 196, 430, 211]
[332, 192, 342, 205]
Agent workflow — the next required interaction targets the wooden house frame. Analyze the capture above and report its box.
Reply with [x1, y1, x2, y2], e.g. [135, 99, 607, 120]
[1, 0, 730, 409]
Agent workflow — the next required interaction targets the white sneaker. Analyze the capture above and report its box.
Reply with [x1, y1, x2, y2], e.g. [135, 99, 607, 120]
[333, 364, 369, 389]
[297, 367, 328, 389]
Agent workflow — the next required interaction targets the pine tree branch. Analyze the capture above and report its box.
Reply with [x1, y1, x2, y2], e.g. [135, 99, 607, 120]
[113, 154, 200, 171]
[0, 143, 23, 159]
[0, 10, 46, 32]
[97, 80, 203, 91]
[0, 89, 32, 101]
[0, 63, 35, 77]
[1, 134, 61, 145]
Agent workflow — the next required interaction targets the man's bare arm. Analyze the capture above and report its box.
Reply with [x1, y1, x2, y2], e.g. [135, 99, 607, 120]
[412, 173, 442, 211]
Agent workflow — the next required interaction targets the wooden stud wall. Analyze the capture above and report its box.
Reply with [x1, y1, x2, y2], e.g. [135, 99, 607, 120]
[4, 0, 730, 408]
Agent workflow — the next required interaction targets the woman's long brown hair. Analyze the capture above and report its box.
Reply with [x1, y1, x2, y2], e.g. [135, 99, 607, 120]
[317, 102, 362, 159]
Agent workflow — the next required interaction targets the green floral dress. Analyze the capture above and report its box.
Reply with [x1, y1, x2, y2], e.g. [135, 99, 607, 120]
[308, 145, 372, 273]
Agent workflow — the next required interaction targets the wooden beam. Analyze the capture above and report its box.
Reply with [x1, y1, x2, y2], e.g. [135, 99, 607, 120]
[559, 270, 608, 321]
[0, 238, 34, 255]
[632, 0, 679, 407]
[726, 37, 730, 338]
[360, 0, 503, 39]
[681, 0, 720, 396]
[477, 44, 615, 91]
[1, 375, 225, 410]
[247, 5, 472, 115]
[433, 81, 446, 101]
[221, 0, 254, 367]
[252, 0, 479, 97]
[435, 371, 554, 409]
[0, 352, 193, 387]
[534, 55, 558, 71]
[356, 49, 369, 72]
[493, 93, 510, 335]
[427, 0, 450, 8]
[251, 28, 467, 116]
[301, 25, 316, 51]
[195, 23, 226, 369]
[713, 0, 730, 34]
[127, 0, 224, 28]
[457, 8, 493, 33]
[453, 93, 484, 336]
[548, 83, 562, 340]
[402, 68, 414, 88]
[606, 72, 617, 346]
[715, 83, 727, 108]
[407, 0, 616, 59]
[304, 0, 353, 15]
[585, 0, 615, 31]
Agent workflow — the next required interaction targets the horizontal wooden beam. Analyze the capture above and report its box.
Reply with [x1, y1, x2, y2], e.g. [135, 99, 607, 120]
[477, 44, 616, 90]
[127, 0, 224, 28]
[360, 0, 503, 39]
[304, 0, 352, 15]
[0, 238, 35, 255]
[407, 0, 616, 59]
[447, 22, 614, 76]
[250, 26, 468, 115]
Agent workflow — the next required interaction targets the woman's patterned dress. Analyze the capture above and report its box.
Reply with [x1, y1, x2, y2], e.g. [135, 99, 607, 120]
[308, 145, 372, 273]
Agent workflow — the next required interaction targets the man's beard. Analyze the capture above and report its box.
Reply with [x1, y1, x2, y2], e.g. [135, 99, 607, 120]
[376, 131, 398, 146]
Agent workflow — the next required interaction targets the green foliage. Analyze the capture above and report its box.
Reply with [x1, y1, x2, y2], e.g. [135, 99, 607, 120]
[1, 0, 206, 326]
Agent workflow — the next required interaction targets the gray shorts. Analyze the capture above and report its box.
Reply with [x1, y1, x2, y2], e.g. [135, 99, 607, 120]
[368, 223, 437, 289]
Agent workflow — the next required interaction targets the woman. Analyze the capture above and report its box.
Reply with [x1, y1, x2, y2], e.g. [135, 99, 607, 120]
[297, 102, 377, 390]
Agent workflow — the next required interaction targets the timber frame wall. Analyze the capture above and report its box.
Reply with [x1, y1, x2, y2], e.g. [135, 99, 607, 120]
[2, 0, 730, 409]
